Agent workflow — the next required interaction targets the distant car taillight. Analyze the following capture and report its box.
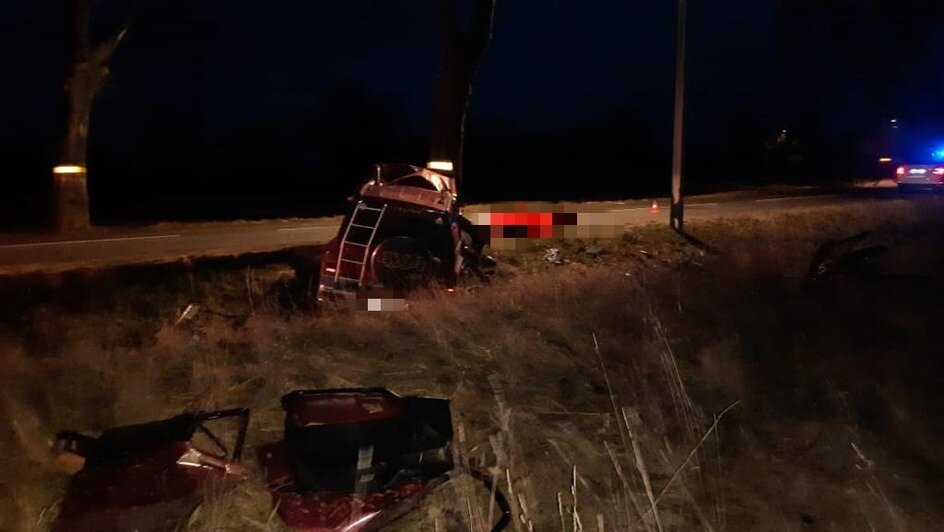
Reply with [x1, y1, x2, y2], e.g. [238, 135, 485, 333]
[896, 166, 906, 176]
[933, 168, 944, 176]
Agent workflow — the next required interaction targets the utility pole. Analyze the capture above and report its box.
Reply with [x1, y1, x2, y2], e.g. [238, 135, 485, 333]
[670, 0, 688, 233]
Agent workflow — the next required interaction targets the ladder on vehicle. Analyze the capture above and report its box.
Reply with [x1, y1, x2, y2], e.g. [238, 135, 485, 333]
[321, 202, 387, 297]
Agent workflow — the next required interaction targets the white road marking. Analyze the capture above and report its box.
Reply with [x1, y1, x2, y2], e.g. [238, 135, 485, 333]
[612, 194, 846, 211]
[0, 234, 180, 249]
[610, 207, 653, 212]
[755, 196, 802, 203]
[755, 194, 841, 203]
[612, 201, 719, 212]
[277, 225, 338, 232]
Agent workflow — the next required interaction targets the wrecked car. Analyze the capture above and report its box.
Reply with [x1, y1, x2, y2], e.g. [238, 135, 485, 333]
[53, 408, 249, 531]
[317, 164, 493, 304]
[258, 388, 509, 531]
[52, 389, 509, 531]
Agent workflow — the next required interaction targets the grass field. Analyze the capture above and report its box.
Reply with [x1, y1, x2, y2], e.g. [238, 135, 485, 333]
[1, 198, 943, 530]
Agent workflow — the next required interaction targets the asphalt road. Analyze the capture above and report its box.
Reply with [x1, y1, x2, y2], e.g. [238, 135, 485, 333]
[0, 187, 913, 275]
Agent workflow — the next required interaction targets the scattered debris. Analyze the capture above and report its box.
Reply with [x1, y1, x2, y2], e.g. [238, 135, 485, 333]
[53, 409, 250, 531]
[174, 303, 199, 326]
[544, 248, 564, 264]
[51, 390, 510, 531]
[627, 249, 657, 268]
[584, 246, 603, 258]
[173, 303, 250, 332]
[804, 231, 889, 290]
[258, 388, 510, 531]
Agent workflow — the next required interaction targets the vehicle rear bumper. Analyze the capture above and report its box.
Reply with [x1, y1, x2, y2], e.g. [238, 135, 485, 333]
[896, 177, 944, 187]
[316, 283, 408, 311]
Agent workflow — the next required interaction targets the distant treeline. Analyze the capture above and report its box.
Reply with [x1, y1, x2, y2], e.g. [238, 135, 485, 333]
[2, 81, 884, 227]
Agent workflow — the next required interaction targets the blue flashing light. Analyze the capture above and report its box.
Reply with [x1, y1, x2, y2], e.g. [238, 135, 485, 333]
[934, 147, 944, 161]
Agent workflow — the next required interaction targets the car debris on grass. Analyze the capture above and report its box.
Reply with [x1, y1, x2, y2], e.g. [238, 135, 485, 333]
[51, 388, 510, 532]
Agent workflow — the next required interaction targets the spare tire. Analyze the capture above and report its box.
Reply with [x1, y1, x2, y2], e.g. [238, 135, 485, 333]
[370, 236, 435, 290]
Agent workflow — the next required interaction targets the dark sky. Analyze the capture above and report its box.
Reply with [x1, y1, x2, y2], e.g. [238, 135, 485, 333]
[1, 1, 784, 138]
[1, 0, 943, 222]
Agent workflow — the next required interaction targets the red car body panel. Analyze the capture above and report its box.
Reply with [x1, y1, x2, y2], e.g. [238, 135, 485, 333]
[257, 440, 444, 531]
[257, 388, 455, 531]
[54, 410, 249, 531]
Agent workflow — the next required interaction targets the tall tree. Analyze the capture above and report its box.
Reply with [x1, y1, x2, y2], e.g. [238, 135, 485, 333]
[428, 0, 498, 186]
[54, 0, 127, 232]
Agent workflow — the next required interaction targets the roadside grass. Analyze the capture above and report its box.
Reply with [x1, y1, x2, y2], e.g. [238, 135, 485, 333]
[1, 197, 944, 530]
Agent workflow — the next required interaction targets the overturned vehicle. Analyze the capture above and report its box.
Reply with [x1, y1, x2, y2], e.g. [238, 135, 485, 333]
[317, 164, 493, 305]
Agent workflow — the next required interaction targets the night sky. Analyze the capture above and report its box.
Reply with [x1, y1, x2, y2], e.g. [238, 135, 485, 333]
[2, 1, 943, 225]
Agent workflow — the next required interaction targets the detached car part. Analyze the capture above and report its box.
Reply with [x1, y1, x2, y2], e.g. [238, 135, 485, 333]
[258, 388, 509, 531]
[318, 164, 493, 304]
[51, 389, 508, 531]
[803, 231, 889, 290]
[53, 409, 249, 532]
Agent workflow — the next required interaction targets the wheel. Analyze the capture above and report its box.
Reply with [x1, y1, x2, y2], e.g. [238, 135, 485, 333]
[370, 236, 435, 290]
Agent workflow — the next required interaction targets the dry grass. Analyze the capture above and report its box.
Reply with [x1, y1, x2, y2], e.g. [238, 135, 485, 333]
[2, 198, 944, 530]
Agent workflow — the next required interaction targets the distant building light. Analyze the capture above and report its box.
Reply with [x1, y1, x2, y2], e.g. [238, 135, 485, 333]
[53, 165, 87, 174]
[427, 160, 454, 172]
[879, 157, 893, 163]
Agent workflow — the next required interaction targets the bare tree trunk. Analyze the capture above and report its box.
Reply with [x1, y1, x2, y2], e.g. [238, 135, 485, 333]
[54, 0, 126, 232]
[428, 0, 497, 187]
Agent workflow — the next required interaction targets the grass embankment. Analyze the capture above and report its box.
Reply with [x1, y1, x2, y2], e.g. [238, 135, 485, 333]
[2, 198, 944, 530]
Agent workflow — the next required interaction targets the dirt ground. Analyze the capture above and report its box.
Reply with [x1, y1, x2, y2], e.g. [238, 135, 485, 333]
[1, 199, 943, 530]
